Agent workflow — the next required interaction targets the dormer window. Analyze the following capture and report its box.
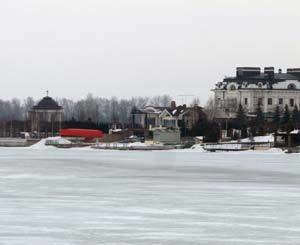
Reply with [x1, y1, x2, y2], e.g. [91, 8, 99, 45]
[257, 82, 263, 88]
[288, 83, 296, 90]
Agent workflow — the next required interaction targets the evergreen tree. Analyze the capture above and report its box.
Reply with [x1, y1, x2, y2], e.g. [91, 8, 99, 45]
[282, 105, 294, 132]
[255, 104, 264, 135]
[282, 105, 290, 124]
[235, 104, 247, 129]
[292, 105, 300, 124]
[255, 105, 264, 123]
[273, 106, 281, 124]
[202, 121, 220, 143]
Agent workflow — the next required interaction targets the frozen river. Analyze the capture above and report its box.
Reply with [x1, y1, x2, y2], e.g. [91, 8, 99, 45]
[0, 148, 300, 244]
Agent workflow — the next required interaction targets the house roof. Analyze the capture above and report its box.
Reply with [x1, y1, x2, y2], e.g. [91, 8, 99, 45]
[133, 105, 204, 118]
[32, 96, 62, 110]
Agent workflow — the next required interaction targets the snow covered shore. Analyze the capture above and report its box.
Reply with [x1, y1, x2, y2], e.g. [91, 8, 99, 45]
[25, 136, 286, 154]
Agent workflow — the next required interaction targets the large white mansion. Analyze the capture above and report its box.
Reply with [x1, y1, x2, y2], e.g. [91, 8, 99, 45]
[213, 67, 300, 119]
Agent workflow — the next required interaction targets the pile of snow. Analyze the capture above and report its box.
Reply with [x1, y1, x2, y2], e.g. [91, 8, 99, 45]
[110, 129, 122, 133]
[241, 147, 284, 154]
[290, 129, 300, 134]
[45, 136, 72, 145]
[127, 142, 147, 147]
[29, 139, 48, 149]
[264, 148, 284, 153]
[190, 144, 206, 152]
[240, 135, 274, 143]
[30, 137, 72, 149]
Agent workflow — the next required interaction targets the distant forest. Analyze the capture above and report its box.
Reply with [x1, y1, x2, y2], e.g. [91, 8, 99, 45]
[0, 94, 173, 124]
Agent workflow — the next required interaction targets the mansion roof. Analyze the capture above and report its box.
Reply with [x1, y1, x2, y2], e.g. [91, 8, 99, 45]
[224, 72, 299, 83]
[222, 67, 300, 84]
[214, 67, 300, 90]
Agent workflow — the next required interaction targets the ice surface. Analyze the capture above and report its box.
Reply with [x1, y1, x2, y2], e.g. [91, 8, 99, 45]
[0, 148, 300, 244]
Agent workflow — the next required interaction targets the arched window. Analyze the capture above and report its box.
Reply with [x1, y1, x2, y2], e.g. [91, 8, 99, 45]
[288, 83, 296, 90]
[257, 82, 263, 88]
[229, 84, 236, 90]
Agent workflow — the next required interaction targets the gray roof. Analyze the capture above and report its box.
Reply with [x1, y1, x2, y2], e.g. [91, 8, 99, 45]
[224, 72, 300, 84]
[33, 96, 62, 110]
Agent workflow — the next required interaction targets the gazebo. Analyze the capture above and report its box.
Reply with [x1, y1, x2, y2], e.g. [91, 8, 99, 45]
[30, 94, 63, 138]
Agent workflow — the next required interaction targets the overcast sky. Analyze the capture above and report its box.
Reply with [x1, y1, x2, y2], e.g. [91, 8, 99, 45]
[1, 0, 300, 104]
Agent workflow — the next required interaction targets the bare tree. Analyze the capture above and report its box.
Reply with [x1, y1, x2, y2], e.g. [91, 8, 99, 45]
[204, 96, 217, 121]
[150, 95, 172, 107]
[190, 97, 201, 107]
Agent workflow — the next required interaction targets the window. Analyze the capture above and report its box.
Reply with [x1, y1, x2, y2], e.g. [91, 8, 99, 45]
[244, 98, 248, 105]
[229, 84, 236, 90]
[288, 83, 296, 90]
[268, 98, 272, 105]
[257, 82, 263, 88]
[279, 98, 283, 105]
[258, 98, 263, 106]
[290, 98, 295, 107]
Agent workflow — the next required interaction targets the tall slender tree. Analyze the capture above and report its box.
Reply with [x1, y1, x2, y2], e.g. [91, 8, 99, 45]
[235, 104, 248, 138]
[255, 104, 264, 135]
[282, 104, 294, 132]
[235, 104, 246, 128]
[273, 106, 281, 124]
[282, 105, 290, 124]
[292, 105, 300, 124]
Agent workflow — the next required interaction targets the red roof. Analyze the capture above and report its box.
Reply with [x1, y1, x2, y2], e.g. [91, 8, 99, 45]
[59, 128, 103, 139]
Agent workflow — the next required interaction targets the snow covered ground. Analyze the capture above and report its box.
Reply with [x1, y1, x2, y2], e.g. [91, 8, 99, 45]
[240, 135, 274, 143]
[0, 148, 300, 244]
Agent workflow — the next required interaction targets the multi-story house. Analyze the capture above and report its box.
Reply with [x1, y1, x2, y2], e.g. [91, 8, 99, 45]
[131, 101, 206, 132]
[213, 67, 300, 119]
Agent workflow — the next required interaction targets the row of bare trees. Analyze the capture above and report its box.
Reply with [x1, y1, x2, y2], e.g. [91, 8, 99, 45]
[0, 94, 173, 124]
[59, 94, 172, 123]
[0, 97, 35, 121]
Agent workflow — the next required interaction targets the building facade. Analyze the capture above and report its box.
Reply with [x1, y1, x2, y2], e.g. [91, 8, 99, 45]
[213, 67, 300, 119]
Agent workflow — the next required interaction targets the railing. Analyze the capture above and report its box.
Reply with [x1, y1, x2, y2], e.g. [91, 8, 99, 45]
[203, 142, 273, 151]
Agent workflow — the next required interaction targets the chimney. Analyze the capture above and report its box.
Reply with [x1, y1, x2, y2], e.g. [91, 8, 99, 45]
[287, 68, 300, 78]
[236, 67, 261, 78]
[171, 101, 176, 109]
[264, 67, 274, 79]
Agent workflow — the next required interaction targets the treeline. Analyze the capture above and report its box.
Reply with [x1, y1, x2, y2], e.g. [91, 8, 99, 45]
[189, 103, 300, 142]
[0, 94, 172, 123]
[0, 97, 35, 121]
[229, 104, 300, 139]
